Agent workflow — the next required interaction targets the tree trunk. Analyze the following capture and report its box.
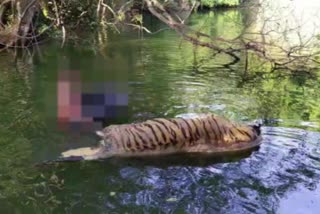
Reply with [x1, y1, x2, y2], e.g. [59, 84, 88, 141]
[0, 0, 39, 48]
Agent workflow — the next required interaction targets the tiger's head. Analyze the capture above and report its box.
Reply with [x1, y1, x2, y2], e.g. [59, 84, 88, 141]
[249, 123, 262, 136]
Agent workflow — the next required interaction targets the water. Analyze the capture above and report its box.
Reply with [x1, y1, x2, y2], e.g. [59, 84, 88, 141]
[1, 7, 320, 214]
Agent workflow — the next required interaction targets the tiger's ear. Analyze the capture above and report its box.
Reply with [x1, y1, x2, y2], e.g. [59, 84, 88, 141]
[248, 119, 263, 136]
[96, 131, 104, 137]
[249, 124, 261, 136]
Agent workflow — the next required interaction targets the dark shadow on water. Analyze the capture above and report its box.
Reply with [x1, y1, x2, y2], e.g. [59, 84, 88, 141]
[36, 146, 260, 169]
[108, 148, 259, 168]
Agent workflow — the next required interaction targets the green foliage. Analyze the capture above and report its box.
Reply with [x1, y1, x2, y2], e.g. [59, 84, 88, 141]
[200, 0, 240, 8]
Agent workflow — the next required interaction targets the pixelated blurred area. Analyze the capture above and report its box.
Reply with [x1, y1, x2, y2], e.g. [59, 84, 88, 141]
[57, 69, 128, 132]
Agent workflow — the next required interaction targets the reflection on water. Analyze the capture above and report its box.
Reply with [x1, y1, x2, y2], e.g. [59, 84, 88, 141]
[279, 184, 320, 214]
[0, 5, 320, 214]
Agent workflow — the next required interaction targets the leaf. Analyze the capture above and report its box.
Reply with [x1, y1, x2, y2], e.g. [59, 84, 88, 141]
[42, 8, 49, 18]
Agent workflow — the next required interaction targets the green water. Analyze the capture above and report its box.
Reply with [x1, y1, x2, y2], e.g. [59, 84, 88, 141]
[1, 9, 320, 214]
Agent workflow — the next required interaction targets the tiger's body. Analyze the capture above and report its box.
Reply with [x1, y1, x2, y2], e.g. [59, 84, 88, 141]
[61, 113, 262, 160]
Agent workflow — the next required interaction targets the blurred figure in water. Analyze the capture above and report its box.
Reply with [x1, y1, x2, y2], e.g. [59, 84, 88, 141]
[57, 69, 128, 133]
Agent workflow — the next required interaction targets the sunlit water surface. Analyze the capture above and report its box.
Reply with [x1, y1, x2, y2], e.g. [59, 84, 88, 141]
[0, 7, 320, 214]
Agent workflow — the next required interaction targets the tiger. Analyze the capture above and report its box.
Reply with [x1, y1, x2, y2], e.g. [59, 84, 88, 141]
[60, 113, 262, 161]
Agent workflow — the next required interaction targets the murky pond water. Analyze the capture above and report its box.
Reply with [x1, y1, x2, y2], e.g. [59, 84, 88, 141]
[1, 7, 320, 214]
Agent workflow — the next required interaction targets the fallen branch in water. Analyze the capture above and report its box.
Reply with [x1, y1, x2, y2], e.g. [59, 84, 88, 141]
[143, 0, 320, 71]
[144, 0, 241, 62]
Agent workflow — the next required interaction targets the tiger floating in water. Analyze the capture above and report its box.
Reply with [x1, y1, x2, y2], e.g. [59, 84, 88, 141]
[60, 113, 262, 161]
[61, 114, 261, 160]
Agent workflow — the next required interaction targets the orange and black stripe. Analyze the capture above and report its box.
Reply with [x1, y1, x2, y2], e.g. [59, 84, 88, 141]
[99, 113, 260, 153]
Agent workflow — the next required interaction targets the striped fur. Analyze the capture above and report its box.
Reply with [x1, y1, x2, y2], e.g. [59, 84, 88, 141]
[61, 114, 262, 160]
